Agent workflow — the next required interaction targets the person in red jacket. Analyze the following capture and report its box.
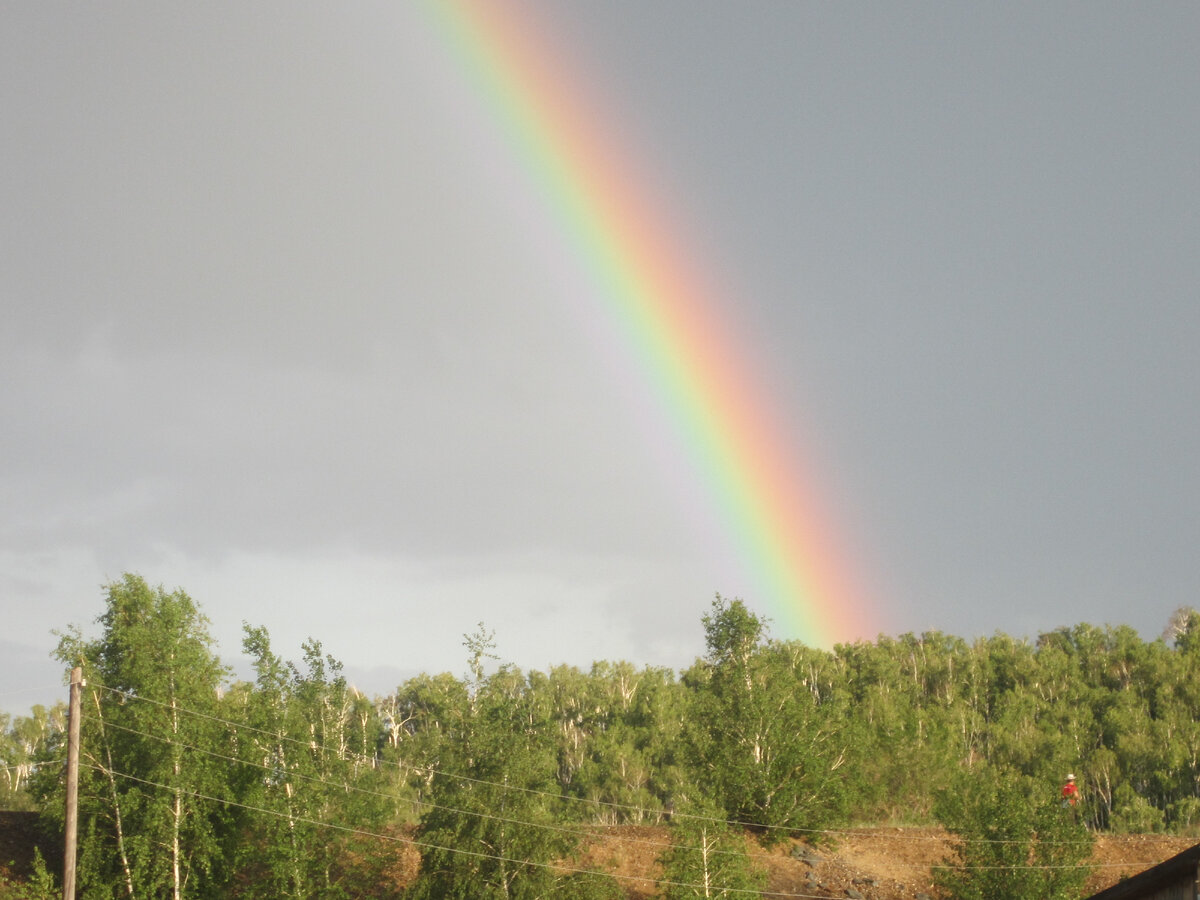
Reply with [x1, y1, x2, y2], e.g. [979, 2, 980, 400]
[1061, 773, 1078, 806]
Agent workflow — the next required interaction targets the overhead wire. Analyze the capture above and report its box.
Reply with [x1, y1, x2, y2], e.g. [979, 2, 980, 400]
[87, 682, 891, 843]
[78, 684, 937, 843]
[82, 759, 1151, 900]
[81, 681, 1178, 858]
[85, 763, 833, 900]
[89, 682, 737, 829]
[33, 696, 1172, 900]
[76, 712, 789, 869]
[83, 680, 1152, 851]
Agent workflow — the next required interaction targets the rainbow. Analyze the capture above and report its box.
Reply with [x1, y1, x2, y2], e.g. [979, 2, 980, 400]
[423, 1, 872, 647]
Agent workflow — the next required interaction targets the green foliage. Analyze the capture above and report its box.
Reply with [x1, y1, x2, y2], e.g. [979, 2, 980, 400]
[658, 799, 765, 899]
[0, 707, 62, 811]
[1163, 606, 1200, 652]
[0, 848, 57, 900]
[555, 870, 625, 900]
[41, 574, 233, 899]
[18, 575, 1200, 896]
[834, 633, 977, 823]
[686, 599, 850, 836]
[1166, 796, 1200, 830]
[23, 849, 55, 900]
[1110, 782, 1164, 833]
[409, 632, 574, 900]
[382, 669, 469, 790]
[701, 595, 765, 668]
[231, 627, 390, 899]
[544, 662, 684, 824]
[934, 767, 1093, 900]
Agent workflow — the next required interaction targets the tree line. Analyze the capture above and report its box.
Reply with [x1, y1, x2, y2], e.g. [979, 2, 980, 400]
[2, 573, 1198, 898]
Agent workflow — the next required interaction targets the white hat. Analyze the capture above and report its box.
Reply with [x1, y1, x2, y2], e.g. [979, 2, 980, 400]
[1067, 774, 1076, 781]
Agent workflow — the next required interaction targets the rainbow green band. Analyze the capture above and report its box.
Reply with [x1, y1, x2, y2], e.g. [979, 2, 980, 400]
[425, 1, 868, 647]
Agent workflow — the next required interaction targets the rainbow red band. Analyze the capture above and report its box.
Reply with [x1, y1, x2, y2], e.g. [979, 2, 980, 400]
[425, 0, 871, 647]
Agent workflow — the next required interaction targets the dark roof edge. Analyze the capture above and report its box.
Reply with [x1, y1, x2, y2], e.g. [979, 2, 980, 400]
[1086, 842, 1200, 900]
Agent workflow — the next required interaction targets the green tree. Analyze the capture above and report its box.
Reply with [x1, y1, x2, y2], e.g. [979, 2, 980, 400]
[658, 799, 765, 899]
[0, 712, 28, 809]
[2, 705, 66, 810]
[685, 597, 849, 836]
[934, 767, 1093, 900]
[409, 628, 574, 900]
[701, 598, 764, 672]
[587, 662, 687, 823]
[834, 633, 967, 823]
[382, 669, 469, 810]
[43, 574, 232, 900]
[232, 626, 390, 899]
[0, 847, 58, 900]
[554, 870, 625, 900]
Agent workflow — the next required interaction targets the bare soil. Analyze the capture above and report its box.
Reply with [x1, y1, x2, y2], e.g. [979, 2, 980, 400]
[564, 824, 1199, 898]
[3, 811, 1196, 898]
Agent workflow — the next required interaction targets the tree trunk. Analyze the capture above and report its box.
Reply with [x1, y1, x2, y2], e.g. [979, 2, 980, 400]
[91, 691, 137, 900]
[285, 776, 303, 897]
[170, 688, 182, 900]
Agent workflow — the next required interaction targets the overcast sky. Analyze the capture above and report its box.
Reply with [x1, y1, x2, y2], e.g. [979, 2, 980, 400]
[3, 2, 1197, 712]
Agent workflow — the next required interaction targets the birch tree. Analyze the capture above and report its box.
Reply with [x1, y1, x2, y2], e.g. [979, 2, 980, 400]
[410, 629, 573, 899]
[659, 799, 765, 899]
[234, 627, 390, 899]
[45, 574, 232, 899]
[685, 596, 850, 837]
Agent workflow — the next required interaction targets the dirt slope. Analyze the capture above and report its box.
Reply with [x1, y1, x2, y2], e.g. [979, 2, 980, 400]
[571, 825, 1199, 899]
[3, 811, 1196, 898]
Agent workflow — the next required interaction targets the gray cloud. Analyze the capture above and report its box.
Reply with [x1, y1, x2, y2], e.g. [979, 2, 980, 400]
[3, 3, 1198, 713]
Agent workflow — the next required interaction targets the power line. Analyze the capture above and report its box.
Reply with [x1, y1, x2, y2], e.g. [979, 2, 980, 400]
[86, 763, 831, 900]
[77, 713, 783, 868]
[73, 707, 1141, 875]
[58, 698, 1155, 894]
[81, 680, 1178, 853]
[82, 680, 1149, 849]
[89, 682, 708, 824]
[79, 759, 1147, 900]
[78, 685, 922, 842]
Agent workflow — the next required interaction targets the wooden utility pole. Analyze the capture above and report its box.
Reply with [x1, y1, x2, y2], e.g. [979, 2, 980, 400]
[63, 666, 82, 900]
